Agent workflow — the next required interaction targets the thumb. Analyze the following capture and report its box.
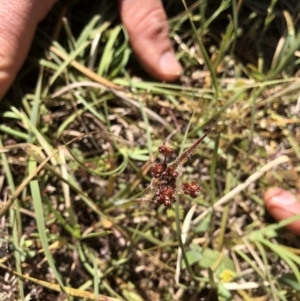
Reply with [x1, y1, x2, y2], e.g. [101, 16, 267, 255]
[264, 187, 300, 234]
[119, 0, 182, 81]
[0, 0, 57, 100]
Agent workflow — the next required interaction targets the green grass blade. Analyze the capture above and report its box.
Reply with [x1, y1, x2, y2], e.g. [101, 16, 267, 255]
[28, 158, 66, 290]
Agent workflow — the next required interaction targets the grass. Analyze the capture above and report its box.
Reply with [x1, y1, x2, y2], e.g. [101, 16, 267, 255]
[0, 0, 300, 300]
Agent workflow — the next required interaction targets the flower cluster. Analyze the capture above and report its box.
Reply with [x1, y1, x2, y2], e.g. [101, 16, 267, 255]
[182, 181, 201, 199]
[150, 142, 201, 207]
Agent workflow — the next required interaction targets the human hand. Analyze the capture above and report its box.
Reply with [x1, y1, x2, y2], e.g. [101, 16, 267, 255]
[264, 187, 300, 234]
[0, 0, 182, 100]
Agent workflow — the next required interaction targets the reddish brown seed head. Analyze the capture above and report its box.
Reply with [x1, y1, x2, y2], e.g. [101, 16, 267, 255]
[161, 185, 175, 198]
[151, 162, 166, 178]
[182, 181, 201, 199]
[164, 199, 173, 207]
[151, 132, 213, 207]
[165, 166, 178, 179]
[158, 142, 174, 156]
[154, 185, 176, 206]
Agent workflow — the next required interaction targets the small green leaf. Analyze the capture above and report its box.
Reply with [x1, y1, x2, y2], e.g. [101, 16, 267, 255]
[127, 148, 150, 161]
[182, 249, 202, 269]
[199, 248, 235, 275]
[278, 273, 300, 291]
[218, 284, 233, 300]
[198, 248, 219, 268]
[194, 211, 212, 233]
[129, 153, 150, 161]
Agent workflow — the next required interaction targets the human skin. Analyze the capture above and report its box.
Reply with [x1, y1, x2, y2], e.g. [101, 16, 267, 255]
[0, 0, 299, 234]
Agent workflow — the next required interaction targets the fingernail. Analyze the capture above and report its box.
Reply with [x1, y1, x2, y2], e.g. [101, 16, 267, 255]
[270, 190, 297, 206]
[160, 51, 182, 76]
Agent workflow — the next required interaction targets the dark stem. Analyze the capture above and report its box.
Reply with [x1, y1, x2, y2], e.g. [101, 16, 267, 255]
[169, 128, 214, 169]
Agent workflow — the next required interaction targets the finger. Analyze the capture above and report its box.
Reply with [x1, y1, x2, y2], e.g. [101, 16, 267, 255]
[0, 0, 57, 100]
[119, 0, 182, 81]
[264, 187, 300, 234]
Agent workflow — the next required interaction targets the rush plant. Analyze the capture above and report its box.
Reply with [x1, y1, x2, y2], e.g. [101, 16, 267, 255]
[149, 129, 213, 206]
